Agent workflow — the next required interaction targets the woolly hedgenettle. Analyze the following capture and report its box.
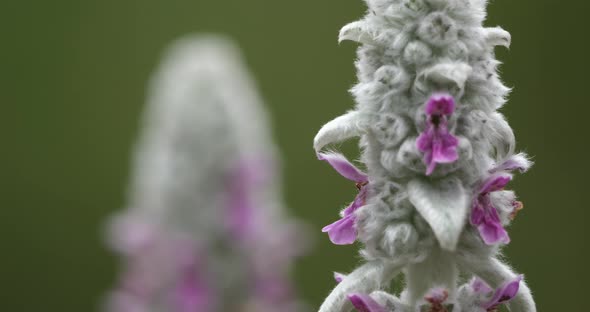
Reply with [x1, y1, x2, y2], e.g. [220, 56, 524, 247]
[105, 35, 307, 312]
[313, 0, 536, 311]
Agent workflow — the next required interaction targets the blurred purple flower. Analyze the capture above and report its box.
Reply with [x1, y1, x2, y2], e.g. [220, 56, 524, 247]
[318, 152, 369, 245]
[171, 265, 214, 312]
[226, 158, 270, 239]
[416, 93, 459, 175]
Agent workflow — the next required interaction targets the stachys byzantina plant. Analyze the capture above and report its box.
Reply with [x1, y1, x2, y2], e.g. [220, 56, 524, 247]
[104, 34, 308, 312]
[313, 0, 536, 311]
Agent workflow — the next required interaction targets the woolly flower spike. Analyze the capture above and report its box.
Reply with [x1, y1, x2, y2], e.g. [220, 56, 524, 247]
[470, 174, 512, 245]
[105, 34, 308, 312]
[319, 152, 369, 245]
[417, 93, 459, 175]
[313, 0, 537, 311]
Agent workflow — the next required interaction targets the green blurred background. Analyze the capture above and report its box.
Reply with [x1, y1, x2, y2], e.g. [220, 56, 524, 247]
[2, 0, 588, 311]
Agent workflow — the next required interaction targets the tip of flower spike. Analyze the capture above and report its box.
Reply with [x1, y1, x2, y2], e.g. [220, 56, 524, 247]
[425, 93, 455, 116]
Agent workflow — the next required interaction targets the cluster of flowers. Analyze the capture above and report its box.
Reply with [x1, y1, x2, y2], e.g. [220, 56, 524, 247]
[104, 35, 307, 312]
[313, 0, 536, 311]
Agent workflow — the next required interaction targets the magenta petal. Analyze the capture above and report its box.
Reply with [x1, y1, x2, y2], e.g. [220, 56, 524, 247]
[480, 174, 512, 194]
[322, 215, 356, 245]
[481, 207, 509, 244]
[432, 133, 459, 163]
[417, 131, 432, 152]
[334, 272, 346, 283]
[346, 187, 368, 214]
[470, 203, 485, 226]
[483, 275, 523, 309]
[348, 294, 387, 312]
[478, 222, 510, 245]
[318, 152, 368, 182]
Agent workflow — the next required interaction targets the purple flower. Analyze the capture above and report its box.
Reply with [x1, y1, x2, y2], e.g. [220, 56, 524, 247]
[254, 275, 294, 304]
[171, 267, 214, 312]
[469, 276, 523, 311]
[318, 152, 369, 245]
[483, 275, 523, 310]
[470, 173, 512, 245]
[348, 294, 387, 312]
[416, 93, 459, 175]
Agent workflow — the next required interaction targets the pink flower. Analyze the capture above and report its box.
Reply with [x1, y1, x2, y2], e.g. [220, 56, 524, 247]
[416, 93, 459, 175]
[470, 173, 512, 245]
[318, 152, 369, 245]
[470, 276, 523, 311]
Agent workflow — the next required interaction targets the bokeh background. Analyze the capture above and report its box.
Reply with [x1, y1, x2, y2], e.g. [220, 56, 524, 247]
[3, 0, 589, 311]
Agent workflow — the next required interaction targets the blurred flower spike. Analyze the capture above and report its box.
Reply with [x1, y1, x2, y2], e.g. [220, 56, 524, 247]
[104, 34, 309, 312]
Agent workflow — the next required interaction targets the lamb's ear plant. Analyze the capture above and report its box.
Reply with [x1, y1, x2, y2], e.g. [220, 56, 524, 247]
[313, 0, 536, 311]
[104, 34, 308, 312]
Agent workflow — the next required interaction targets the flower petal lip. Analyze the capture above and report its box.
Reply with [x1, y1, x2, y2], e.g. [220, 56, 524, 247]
[348, 293, 388, 312]
[322, 215, 357, 245]
[483, 275, 523, 310]
[318, 152, 368, 183]
[417, 93, 460, 175]
[425, 93, 455, 116]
